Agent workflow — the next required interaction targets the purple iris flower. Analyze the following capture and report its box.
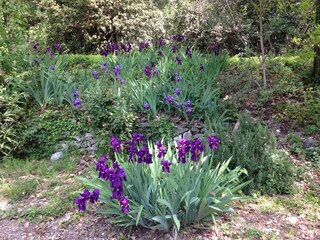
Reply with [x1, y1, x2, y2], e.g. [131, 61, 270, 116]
[80, 189, 91, 200]
[190, 139, 204, 162]
[49, 65, 55, 70]
[89, 189, 100, 203]
[172, 35, 178, 41]
[119, 196, 130, 213]
[153, 68, 159, 75]
[186, 107, 193, 115]
[161, 160, 171, 173]
[144, 65, 153, 78]
[120, 79, 125, 84]
[185, 47, 192, 58]
[110, 136, 122, 153]
[176, 57, 182, 65]
[208, 136, 221, 150]
[158, 38, 165, 47]
[54, 43, 61, 51]
[200, 64, 204, 72]
[114, 65, 121, 79]
[73, 90, 79, 98]
[137, 146, 153, 164]
[92, 70, 99, 79]
[100, 49, 108, 56]
[177, 138, 191, 164]
[185, 100, 191, 107]
[175, 88, 181, 96]
[75, 197, 86, 211]
[45, 47, 51, 53]
[158, 50, 163, 56]
[73, 98, 81, 109]
[139, 42, 145, 51]
[144, 102, 150, 110]
[172, 45, 177, 53]
[174, 71, 182, 82]
[213, 45, 220, 56]
[164, 95, 175, 104]
[32, 42, 39, 52]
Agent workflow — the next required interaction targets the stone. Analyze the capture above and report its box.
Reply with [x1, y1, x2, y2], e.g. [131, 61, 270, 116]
[177, 127, 188, 134]
[74, 136, 82, 142]
[85, 133, 93, 140]
[303, 137, 318, 148]
[55, 143, 68, 151]
[80, 142, 89, 148]
[88, 146, 98, 151]
[140, 122, 149, 128]
[286, 216, 299, 225]
[194, 133, 204, 140]
[190, 127, 200, 133]
[89, 139, 96, 146]
[183, 131, 192, 140]
[233, 121, 240, 132]
[50, 152, 63, 161]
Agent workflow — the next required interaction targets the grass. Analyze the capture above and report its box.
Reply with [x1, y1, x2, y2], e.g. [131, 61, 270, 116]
[1, 178, 39, 201]
[0, 155, 79, 180]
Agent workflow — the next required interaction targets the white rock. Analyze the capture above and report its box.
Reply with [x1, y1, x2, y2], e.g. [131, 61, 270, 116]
[50, 152, 63, 161]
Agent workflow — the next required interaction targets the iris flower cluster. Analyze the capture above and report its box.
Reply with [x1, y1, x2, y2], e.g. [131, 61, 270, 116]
[139, 41, 150, 51]
[176, 136, 219, 163]
[75, 189, 100, 211]
[100, 62, 110, 73]
[155, 141, 171, 173]
[95, 155, 130, 213]
[144, 62, 159, 78]
[73, 90, 81, 109]
[122, 133, 144, 162]
[185, 47, 192, 59]
[100, 42, 120, 56]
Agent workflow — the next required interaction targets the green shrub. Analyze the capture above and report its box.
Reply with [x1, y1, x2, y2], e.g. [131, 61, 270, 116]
[209, 113, 295, 195]
[83, 91, 137, 139]
[78, 136, 251, 235]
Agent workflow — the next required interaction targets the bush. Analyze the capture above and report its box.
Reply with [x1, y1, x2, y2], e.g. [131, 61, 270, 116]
[76, 134, 251, 235]
[208, 113, 295, 195]
[82, 89, 138, 139]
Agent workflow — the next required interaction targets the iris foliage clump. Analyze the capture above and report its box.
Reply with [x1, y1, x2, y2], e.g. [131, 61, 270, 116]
[77, 133, 251, 235]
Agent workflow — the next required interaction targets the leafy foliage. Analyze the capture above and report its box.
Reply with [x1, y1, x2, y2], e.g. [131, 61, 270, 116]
[0, 88, 25, 158]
